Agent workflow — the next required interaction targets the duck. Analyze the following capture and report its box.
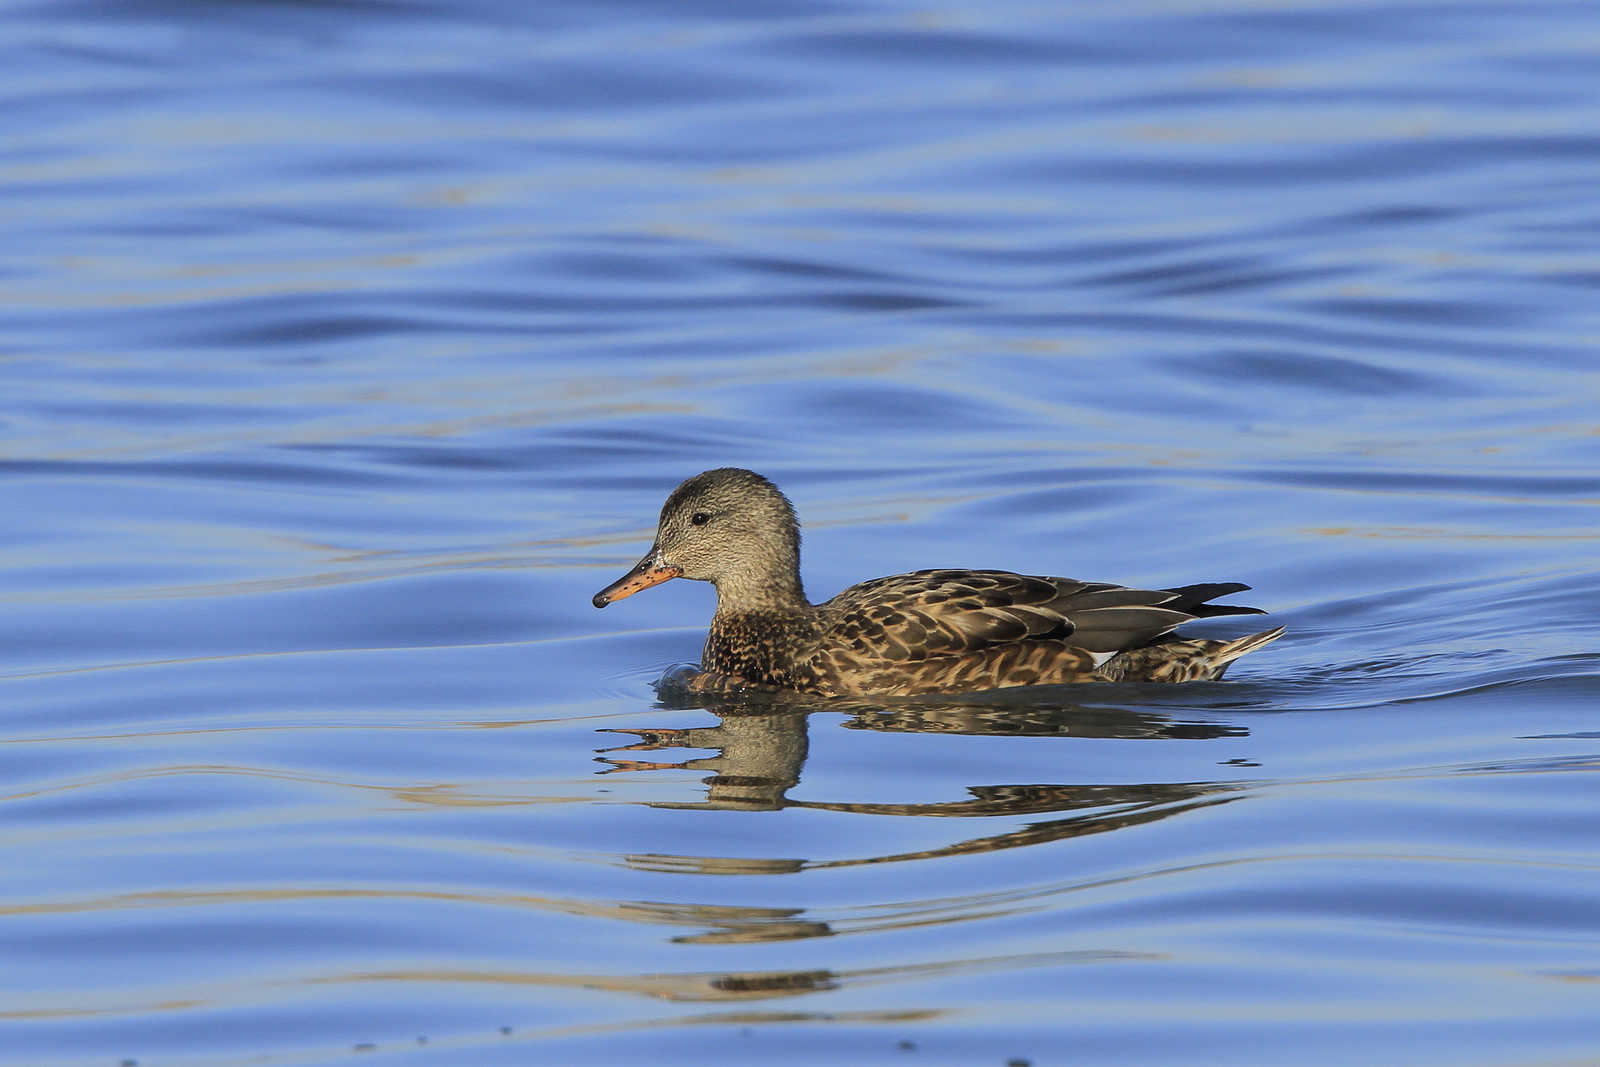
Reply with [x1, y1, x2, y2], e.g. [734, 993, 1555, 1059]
[592, 468, 1283, 697]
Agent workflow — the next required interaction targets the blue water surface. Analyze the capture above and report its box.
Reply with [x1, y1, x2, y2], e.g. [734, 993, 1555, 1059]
[3, 0, 1599, 1064]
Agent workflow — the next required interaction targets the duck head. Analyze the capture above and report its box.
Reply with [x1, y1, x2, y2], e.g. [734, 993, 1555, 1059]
[592, 468, 806, 611]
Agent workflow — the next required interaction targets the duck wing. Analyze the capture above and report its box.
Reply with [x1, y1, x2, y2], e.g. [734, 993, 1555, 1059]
[819, 569, 1264, 661]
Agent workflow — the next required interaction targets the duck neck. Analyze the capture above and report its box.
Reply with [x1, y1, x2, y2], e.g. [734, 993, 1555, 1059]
[712, 569, 809, 619]
[703, 573, 816, 686]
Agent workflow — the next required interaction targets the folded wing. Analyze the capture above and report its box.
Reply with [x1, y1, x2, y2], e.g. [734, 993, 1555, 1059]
[821, 569, 1264, 661]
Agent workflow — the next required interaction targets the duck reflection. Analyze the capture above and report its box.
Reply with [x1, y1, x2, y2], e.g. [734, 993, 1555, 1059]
[599, 707, 809, 813]
[598, 678, 1252, 873]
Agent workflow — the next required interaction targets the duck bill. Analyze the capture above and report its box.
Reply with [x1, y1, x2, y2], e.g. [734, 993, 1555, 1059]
[592, 552, 682, 608]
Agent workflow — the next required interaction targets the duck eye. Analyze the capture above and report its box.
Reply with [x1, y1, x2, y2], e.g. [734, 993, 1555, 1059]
[690, 511, 712, 526]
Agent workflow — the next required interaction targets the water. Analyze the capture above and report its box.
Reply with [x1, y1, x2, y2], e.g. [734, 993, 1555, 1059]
[5, 0, 1599, 1063]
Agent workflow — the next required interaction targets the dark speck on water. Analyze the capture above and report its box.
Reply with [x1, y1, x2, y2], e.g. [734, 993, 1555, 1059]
[4, 0, 1600, 1065]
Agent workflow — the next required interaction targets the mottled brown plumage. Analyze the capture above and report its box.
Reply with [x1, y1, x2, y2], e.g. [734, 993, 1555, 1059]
[593, 468, 1283, 697]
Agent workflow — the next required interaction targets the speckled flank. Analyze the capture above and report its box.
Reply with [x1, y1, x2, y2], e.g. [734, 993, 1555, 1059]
[596, 469, 1283, 697]
[1094, 627, 1288, 684]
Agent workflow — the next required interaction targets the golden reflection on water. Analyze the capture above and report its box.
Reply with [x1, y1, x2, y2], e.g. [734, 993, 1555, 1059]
[1308, 525, 1600, 541]
[313, 945, 1145, 1005]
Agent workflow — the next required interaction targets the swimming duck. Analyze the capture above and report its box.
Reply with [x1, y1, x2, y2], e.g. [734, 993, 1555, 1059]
[593, 468, 1283, 696]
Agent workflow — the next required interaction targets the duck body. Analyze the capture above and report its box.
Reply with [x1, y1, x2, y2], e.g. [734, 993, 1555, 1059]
[703, 569, 1280, 696]
[594, 469, 1283, 698]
